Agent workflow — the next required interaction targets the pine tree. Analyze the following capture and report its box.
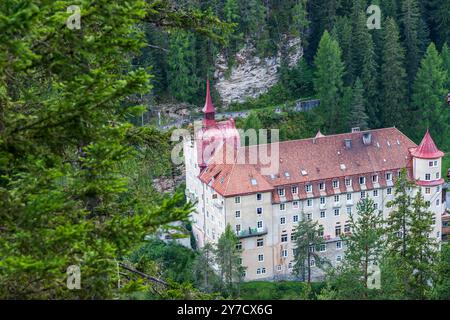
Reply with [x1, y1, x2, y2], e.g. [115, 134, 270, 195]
[291, 0, 310, 41]
[428, 0, 450, 47]
[215, 224, 245, 297]
[400, 0, 425, 89]
[313, 30, 345, 133]
[412, 43, 448, 149]
[408, 190, 438, 299]
[167, 31, 199, 103]
[380, 18, 409, 131]
[441, 43, 450, 89]
[332, 16, 353, 85]
[433, 243, 450, 299]
[292, 212, 326, 283]
[349, 78, 369, 130]
[193, 242, 218, 293]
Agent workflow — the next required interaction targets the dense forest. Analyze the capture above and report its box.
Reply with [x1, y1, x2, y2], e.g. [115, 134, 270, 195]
[0, 0, 449, 300]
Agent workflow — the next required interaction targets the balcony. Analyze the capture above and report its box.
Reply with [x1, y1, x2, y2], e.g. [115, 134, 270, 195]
[237, 227, 268, 239]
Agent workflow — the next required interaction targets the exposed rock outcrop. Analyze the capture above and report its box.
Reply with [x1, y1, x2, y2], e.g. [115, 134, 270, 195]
[214, 36, 303, 106]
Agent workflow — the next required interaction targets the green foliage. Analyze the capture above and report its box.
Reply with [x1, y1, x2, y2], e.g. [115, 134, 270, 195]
[348, 78, 369, 130]
[412, 43, 449, 150]
[239, 281, 313, 300]
[292, 212, 327, 283]
[313, 30, 345, 133]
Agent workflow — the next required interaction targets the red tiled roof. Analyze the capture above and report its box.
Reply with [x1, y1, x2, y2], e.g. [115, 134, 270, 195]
[410, 129, 444, 159]
[199, 127, 418, 197]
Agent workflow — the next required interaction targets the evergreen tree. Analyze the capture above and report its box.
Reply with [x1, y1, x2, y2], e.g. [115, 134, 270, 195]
[433, 243, 450, 300]
[192, 242, 219, 293]
[0, 0, 227, 299]
[441, 43, 450, 89]
[313, 30, 345, 133]
[332, 16, 353, 85]
[292, 212, 326, 283]
[215, 224, 245, 297]
[291, 0, 310, 42]
[428, 0, 450, 47]
[408, 190, 438, 299]
[167, 31, 199, 103]
[400, 0, 425, 89]
[412, 43, 448, 150]
[380, 18, 409, 131]
[349, 78, 369, 131]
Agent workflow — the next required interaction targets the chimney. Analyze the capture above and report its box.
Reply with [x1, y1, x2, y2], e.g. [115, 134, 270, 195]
[344, 139, 352, 149]
[351, 127, 360, 133]
[363, 133, 372, 145]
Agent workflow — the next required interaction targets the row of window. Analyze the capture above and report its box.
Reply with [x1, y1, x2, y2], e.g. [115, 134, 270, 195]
[425, 172, 440, 181]
[276, 173, 397, 197]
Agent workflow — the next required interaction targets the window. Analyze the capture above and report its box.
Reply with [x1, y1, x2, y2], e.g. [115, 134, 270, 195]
[334, 208, 340, 216]
[436, 199, 440, 206]
[281, 234, 288, 242]
[425, 173, 431, 181]
[258, 254, 264, 262]
[257, 207, 263, 215]
[320, 197, 325, 205]
[372, 174, 378, 183]
[256, 193, 262, 201]
[280, 203, 286, 211]
[280, 217, 286, 225]
[347, 193, 352, 201]
[344, 224, 351, 233]
[293, 215, 299, 223]
[425, 187, 431, 194]
[257, 238, 264, 247]
[334, 195, 340, 203]
[335, 226, 341, 236]
[235, 210, 241, 218]
[373, 189, 379, 197]
[291, 233, 296, 241]
[336, 256, 342, 263]
[336, 241, 342, 249]
[436, 172, 440, 179]
[235, 196, 241, 204]
[345, 178, 352, 186]
[318, 227, 324, 237]
[333, 180, 339, 188]
[319, 182, 325, 190]
[261, 267, 266, 274]
[425, 201, 430, 207]
[257, 221, 263, 229]
[293, 201, 299, 209]
[429, 161, 434, 167]
[387, 188, 392, 195]
[374, 203, 378, 210]
[288, 262, 293, 269]
[309, 245, 315, 252]
[277, 265, 282, 272]
[320, 211, 326, 218]
[310, 259, 316, 266]
[306, 184, 312, 193]
[346, 207, 352, 215]
[236, 242, 242, 250]
[437, 186, 440, 192]
[235, 225, 241, 233]
[278, 188, 285, 196]
[359, 176, 366, 185]
[386, 172, 392, 181]
[250, 178, 257, 186]
[292, 186, 298, 194]
[282, 250, 288, 258]
[307, 213, 312, 220]
[307, 199, 313, 207]
[319, 244, 326, 252]
[361, 191, 366, 199]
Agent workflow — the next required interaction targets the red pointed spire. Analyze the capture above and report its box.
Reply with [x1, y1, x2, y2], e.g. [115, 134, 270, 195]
[202, 79, 216, 127]
[411, 129, 444, 159]
[202, 79, 216, 114]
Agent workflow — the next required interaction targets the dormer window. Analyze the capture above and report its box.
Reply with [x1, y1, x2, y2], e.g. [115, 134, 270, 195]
[345, 178, 352, 187]
[278, 188, 285, 196]
[291, 186, 298, 194]
[372, 175, 378, 183]
[359, 176, 366, 185]
[306, 184, 312, 193]
[333, 180, 339, 188]
[386, 173, 392, 181]
[250, 178, 257, 186]
[319, 182, 325, 191]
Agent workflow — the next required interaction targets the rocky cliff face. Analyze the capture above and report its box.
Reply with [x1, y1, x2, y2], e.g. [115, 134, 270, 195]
[214, 36, 303, 106]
